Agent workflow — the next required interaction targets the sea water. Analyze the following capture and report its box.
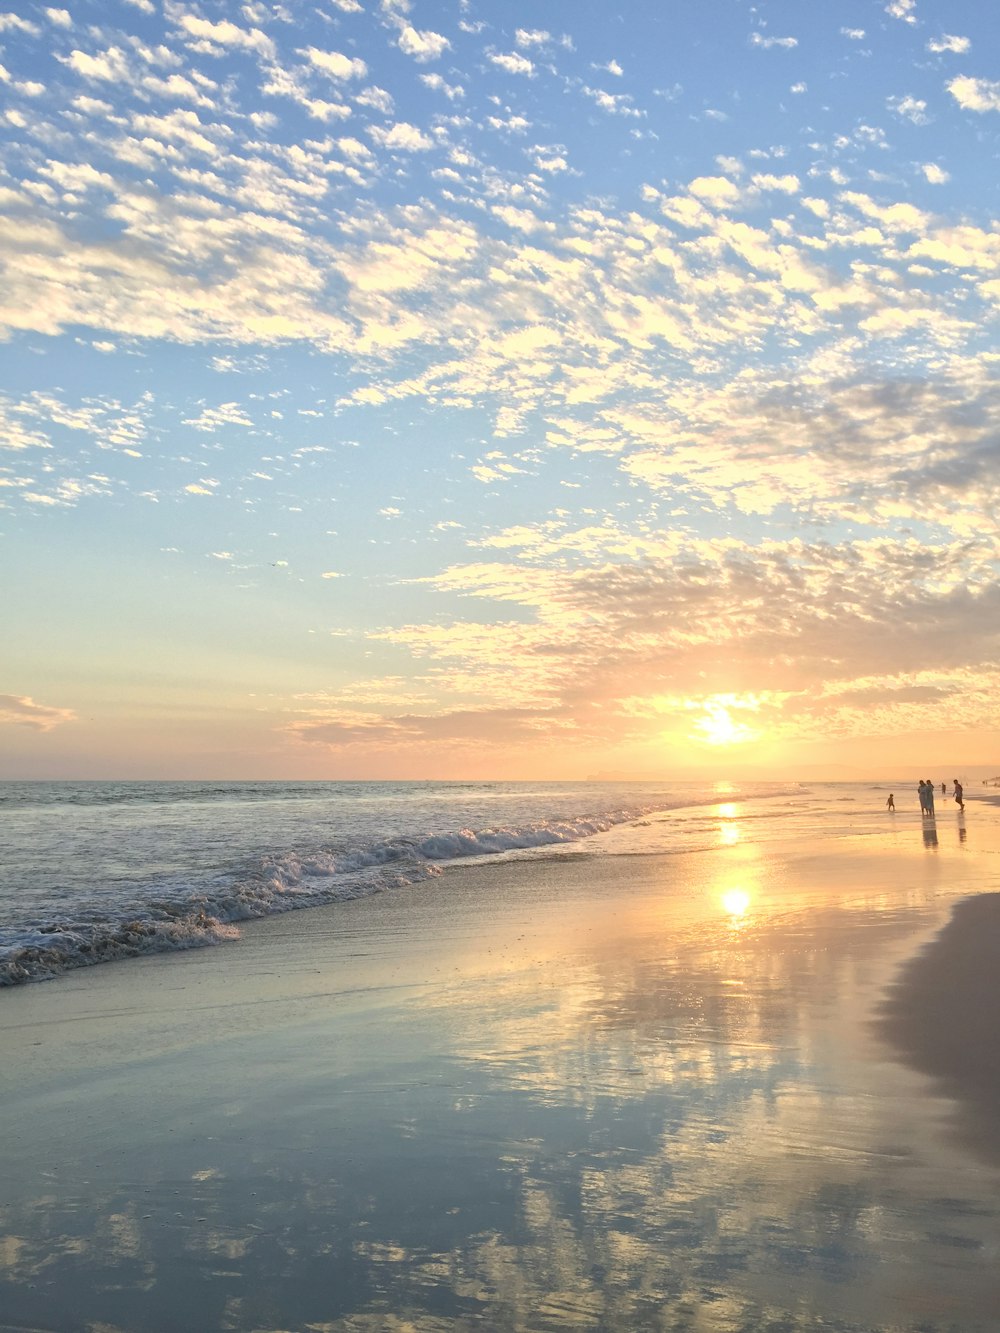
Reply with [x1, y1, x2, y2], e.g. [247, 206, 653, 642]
[0, 778, 875, 987]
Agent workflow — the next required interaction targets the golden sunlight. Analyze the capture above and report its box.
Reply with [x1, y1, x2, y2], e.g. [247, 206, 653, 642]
[693, 701, 759, 747]
[721, 888, 752, 919]
[717, 801, 741, 844]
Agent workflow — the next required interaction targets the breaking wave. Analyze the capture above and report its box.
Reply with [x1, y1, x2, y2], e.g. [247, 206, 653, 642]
[1, 803, 663, 987]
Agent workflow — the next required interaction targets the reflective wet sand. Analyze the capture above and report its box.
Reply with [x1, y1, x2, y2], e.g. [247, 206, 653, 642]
[3, 799, 1000, 1331]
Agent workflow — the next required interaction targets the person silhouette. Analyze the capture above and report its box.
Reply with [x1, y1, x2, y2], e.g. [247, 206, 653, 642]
[886, 793, 895, 811]
[953, 779, 964, 811]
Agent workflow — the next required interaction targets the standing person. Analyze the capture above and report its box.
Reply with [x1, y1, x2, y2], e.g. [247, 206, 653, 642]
[926, 781, 936, 818]
[941, 782, 947, 795]
[954, 779, 964, 811]
[886, 793, 895, 812]
[917, 780, 928, 815]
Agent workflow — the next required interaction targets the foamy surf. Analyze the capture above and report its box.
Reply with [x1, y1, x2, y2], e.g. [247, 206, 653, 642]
[0, 799, 688, 986]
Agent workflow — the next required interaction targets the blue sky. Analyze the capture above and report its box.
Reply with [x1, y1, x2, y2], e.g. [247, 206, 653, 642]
[2, 0, 999, 778]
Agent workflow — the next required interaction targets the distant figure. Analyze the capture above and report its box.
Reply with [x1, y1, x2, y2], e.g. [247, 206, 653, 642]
[942, 782, 946, 794]
[954, 779, 964, 811]
[886, 793, 895, 811]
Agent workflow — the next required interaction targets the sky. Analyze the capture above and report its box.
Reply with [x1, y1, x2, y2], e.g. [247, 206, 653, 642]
[2, 0, 1000, 780]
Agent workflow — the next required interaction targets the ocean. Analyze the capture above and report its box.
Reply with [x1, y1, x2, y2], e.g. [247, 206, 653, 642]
[0, 777, 834, 987]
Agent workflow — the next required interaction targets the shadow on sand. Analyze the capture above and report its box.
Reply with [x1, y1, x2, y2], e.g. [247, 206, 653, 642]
[876, 892, 1000, 1165]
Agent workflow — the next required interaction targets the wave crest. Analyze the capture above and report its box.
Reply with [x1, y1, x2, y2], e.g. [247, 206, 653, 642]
[1, 803, 660, 987]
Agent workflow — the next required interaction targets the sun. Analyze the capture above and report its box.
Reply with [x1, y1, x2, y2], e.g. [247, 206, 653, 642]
[693, 700, 759, 747]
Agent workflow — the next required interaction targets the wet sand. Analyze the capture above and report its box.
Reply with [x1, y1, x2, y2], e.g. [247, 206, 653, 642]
[876, 890, 1000, 1166]
[4, 805, 1000, 1331]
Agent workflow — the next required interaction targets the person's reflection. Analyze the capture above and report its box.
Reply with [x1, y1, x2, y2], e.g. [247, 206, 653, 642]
[922, 821, 939, 848]
[958, 819, 967, 844]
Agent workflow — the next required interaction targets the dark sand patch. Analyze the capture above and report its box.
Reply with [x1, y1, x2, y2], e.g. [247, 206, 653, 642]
[876, 892, 1000, 1165]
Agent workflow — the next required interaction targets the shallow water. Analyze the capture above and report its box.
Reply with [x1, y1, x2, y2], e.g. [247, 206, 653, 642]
[2, 789, 999, 1330]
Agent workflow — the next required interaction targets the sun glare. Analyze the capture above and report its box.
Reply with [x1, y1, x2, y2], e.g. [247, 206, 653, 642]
[693, 702, 759, 747]
[721, 888, 752, 919]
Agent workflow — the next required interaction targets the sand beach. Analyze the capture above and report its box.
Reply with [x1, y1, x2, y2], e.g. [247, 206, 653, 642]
[4, 791, 1000, 1332]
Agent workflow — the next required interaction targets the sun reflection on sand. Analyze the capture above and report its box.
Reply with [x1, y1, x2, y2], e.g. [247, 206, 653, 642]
[720, 887, 752, 922]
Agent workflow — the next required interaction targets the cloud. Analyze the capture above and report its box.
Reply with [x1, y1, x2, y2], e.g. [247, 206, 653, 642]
[61, 46, 132, 83]
[337, 135, 373, 160]
[888, 94, 930, 124]
[885, 0, 916, 23]
[140, 72, 217, 107]
[344, 531, 1000, 754]
[533, 150, 568, 174]
[355, 85, 394, 113]
[175, 14, 276, 60]
[921, 163, 950, 184]
[749, 33, 797, 50]
[287, 706, 571, 751]
[0, 694, 76, 730]
[0, 12, 40, 33]
[420, 72, 463, 99]
[688, 175, 742, 207]
[368, 120, 434, 151]
[928, 34, 971, 54]
[489, 52, 535, 76]
[491, 205, 553, 233]
[396, 24, 450, 62]
[947, 75, 1000, 112]
[304, 47, 368, 79]
[182, 403, 253, 431]
[750, 173, 800, 193]
[39, 161, 117, 194]
[582, 86, 642, 117]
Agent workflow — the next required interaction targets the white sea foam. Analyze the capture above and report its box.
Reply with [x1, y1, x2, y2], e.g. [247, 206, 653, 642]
[0, 780, 807, 987]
